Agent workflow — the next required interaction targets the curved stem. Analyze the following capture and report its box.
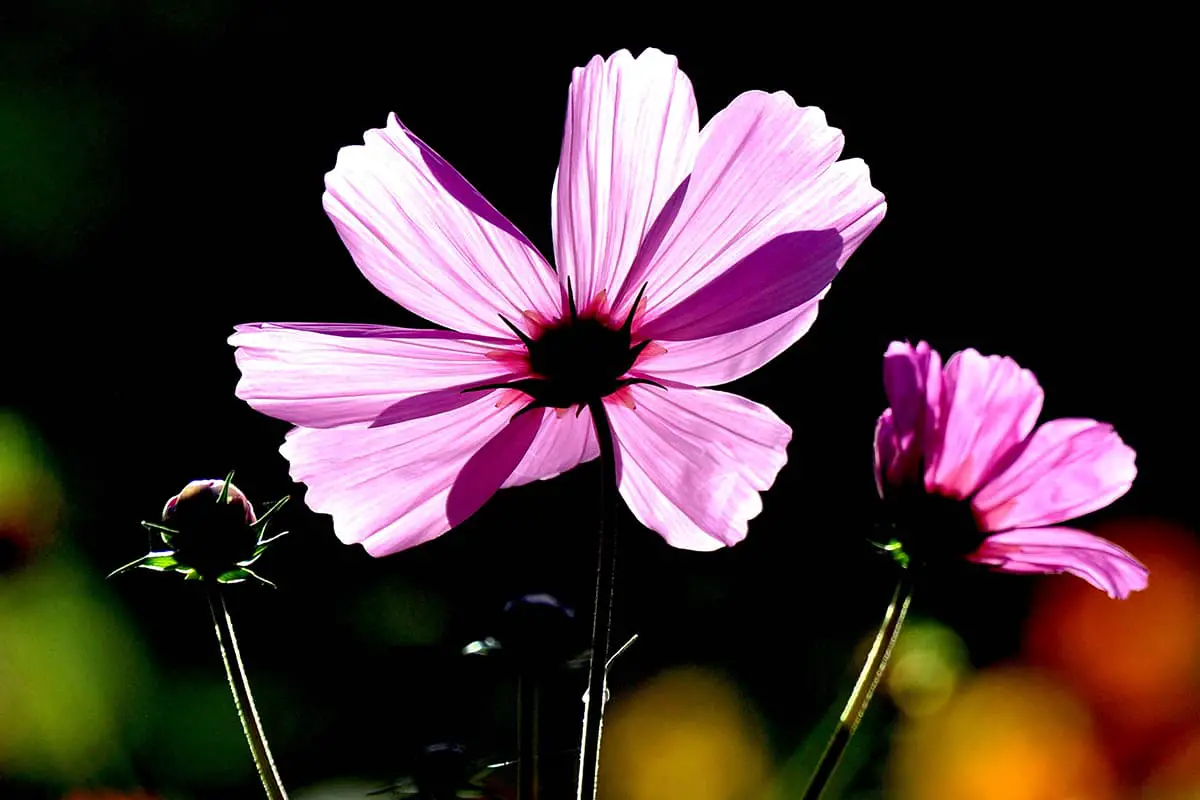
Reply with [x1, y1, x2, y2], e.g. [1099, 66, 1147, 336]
[207, 585, 289, 800]
[800, 571, 914, 800]
[576, 398, 619, 800]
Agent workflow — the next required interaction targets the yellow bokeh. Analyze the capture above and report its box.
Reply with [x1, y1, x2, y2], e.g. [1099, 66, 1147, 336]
[598, 666, 769, 800]
[885, 617, 971, 718]
[888, 667, 1115, 800]
[0, 556, 153, 782]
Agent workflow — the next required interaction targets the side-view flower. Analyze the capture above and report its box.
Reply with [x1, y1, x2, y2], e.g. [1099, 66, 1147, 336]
[875, 340, 1148, 599]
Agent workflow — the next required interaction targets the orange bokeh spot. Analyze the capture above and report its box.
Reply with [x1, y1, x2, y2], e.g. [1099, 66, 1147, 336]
[597, 667, 769, 800]
[1025, 518, 1200, 754]
[888, 667, 1115, 800]
[1145, 723, 1200, 798]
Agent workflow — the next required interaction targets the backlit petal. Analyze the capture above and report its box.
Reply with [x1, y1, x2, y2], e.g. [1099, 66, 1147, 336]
[973, 418, 1137, 530]
[324, 114, 560, 338]
[970, 527, 1149, 598]
[924, 349, 1043, 498]
[553, 48, 698, 313]
[230, 322, 524, 428]
[607, 386, 790, 550]
[281, 399, 542, 556]
[619, 91, 884, 338]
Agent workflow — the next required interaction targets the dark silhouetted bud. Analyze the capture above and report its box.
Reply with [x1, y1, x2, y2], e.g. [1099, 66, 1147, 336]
[160, 479, 258, 580]
[109, 471, 288, 585]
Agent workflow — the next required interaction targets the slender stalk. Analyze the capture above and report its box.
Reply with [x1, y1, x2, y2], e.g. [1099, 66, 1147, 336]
[207, 585, 289, 800]
[518, 671, 540, 800]
[576, 398, 619, 800]
[800, 571, 914, 800]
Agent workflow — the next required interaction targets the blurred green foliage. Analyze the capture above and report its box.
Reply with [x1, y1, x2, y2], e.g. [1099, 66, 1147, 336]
[0, 553, 153, 783]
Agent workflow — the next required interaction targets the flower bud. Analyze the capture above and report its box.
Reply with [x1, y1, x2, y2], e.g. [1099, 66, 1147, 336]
[498, 592, 578, 670]
[110, 471, 288, 585]
[159, 479, 258, 579]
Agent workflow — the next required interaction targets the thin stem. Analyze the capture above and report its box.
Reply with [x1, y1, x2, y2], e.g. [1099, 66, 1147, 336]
[800, 571, 914, 800]
[207, 585, 289, 800]
[518, 671, 541, 800]
[576, 398, 619, 800]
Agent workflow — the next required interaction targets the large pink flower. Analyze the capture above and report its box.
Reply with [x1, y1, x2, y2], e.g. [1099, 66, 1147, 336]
[874, 341, 1148, 598]
[231, 48, 885, 556]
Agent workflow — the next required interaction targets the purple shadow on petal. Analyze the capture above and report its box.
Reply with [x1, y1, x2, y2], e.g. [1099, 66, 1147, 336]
[617, 176, 691, 307]
[446, 409, 544, 527]
[369, 377, 525, 428]
[401, 119, 543, 254]
[639, 229, 843, 342]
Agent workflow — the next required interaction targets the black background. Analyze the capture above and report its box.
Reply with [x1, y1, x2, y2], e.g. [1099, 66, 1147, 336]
[2, 7, 1193, 798]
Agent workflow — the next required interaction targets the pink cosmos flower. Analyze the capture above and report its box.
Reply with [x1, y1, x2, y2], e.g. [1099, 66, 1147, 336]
[230, 48, 885, 556]
[874, 341, 1148, 598]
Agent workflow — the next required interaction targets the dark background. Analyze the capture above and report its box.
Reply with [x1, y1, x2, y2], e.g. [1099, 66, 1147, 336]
[2, 7, 1193, 799]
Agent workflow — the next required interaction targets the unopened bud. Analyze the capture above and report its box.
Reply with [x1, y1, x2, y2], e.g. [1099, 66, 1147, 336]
[109, 471, 288, 586]
[159, 479, 258, 578]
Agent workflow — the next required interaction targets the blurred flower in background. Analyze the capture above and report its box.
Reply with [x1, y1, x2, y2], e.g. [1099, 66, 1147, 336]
[0, 413, 156, 789]
[881, 517, 1200, 799]
[884, 618, 970, 720]
[0, 409, 63, 571]
[888, 666, 1116, 800]
[1027, 517, 1200, 795]
[598, 667, 769, 800]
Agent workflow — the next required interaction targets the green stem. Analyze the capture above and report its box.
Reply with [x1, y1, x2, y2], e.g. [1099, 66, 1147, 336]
[576, 398, 619, 800]
[800, 571, 914, 800]
[207, 585, 289, 800]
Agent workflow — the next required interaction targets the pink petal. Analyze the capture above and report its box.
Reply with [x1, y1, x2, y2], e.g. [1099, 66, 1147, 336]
[970, 527, 1149, 599]
[634, 295, 821, 386]
[972, 418, 1137, 531]
[606, 386, 791, 550]
[635, 228, 843, 341]
[503, 404, 599, 487]
[878, 341, 943, 487]
[923, 349, 1044, 499]
[280, 398, 543, 556]
[618, 90, 884, 338]
[873, 409, 897, 497]
[229, 322, 524, 428]
[324, 114, 561, 338]
[553, 48, 699, 313]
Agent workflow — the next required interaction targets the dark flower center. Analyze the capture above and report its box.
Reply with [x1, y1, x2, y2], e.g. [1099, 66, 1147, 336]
[524, 317, 645, 407]
[884, 485, 986, 567]
[475, 283, 660, 413]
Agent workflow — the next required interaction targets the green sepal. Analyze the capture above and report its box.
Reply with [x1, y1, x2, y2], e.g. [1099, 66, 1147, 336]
[252, 529, 289, 554]
[183, 568, 203, 581]
[216, 470, 235, 505]
[217, 567, 276, 588]
[140, 521, 182, 546]
[238, 566, 276, 588]
[106, 551, 181, 579]
[250, 495, 290, 531]
[870, 537, 911, 569]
